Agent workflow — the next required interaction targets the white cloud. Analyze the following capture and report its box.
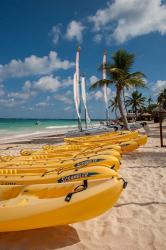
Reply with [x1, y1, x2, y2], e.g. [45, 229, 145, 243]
[32, 97, 51, 110]
[28, 107, 34, 111]
[0, 51, 74, 81]
[89, 2, 112, 31]
[66, 21, 85, 42]
[1, 75, 74, 109]
[46, 96, 51, 102]
[33, 75, 73, 92]
[50, 24, 62, 45]
[94, 90, 103, 100]
[36, 102, 49, 108]
[152, 80, 166, 95]
[0, 79, 36, 108]
[64, 106, 72, 111]
[0, 84, 5, 96]
[23, 80, 31, 92]
[61, 76, 73, 87]
[92, 86, 114, 102]
[7, 92, 31, 100]
[89, 75, 99, 85]
[54, 89, 73, 105]
[0, 97, 26, 108]
[6, 81, 36, 103]
[89, 0, 166, 43]
[93, 34, 103, 43]
[107, 87, 114, 97]
[34, 75, 61, 92]
[66, 90, 72, 96]
[20, 75, 73, 94]
[55, 93, 72, 105]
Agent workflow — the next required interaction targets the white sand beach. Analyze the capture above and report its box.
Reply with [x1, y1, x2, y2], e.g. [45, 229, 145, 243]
[0, 122, 165, 250]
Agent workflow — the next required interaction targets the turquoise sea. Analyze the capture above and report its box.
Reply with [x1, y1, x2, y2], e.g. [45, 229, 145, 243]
[0, 118, 100, 140]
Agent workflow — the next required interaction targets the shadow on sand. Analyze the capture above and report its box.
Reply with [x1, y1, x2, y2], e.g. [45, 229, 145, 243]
[124, 150, 166, 160]
[0, 225, 80, 250]
[5, 135, 65, 145]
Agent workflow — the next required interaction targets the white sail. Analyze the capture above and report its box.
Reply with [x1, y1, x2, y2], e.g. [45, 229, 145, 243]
[103, 52, 108, 106]
[81, 76, 91, 124]
[73, 72, 81, 120]
[73, 48, 82, 129]
[103, 52, 109, 120]
[76, 48, 80, 85]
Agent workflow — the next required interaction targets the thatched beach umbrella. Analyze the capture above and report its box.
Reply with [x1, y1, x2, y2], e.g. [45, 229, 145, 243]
[141, 112, 152, 121]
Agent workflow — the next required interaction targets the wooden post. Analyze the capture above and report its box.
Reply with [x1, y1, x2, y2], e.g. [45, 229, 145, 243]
[85, 108, 87, 129]
[159, 111, 163, 147]
[159, 104, 165, 147]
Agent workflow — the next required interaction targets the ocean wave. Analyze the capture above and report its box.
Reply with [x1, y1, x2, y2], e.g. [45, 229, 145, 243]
[0, 131, 46, 141]
[46, 125, 77, 129]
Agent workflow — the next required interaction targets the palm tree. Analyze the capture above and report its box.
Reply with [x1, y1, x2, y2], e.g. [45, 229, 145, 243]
[125, 90, 146, 119]
[157, 89, 166, 109]
[109, 96, 118, 119]
[147, 96, 153, 106]
[91, 49, 146, 129]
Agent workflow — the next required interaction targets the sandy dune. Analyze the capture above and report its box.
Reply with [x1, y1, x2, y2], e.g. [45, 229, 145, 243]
[0, 123, 165, 250]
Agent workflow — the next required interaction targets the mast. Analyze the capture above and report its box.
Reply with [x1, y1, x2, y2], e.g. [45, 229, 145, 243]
[73, 47, 82, 131]
[103, 50, 109, 124]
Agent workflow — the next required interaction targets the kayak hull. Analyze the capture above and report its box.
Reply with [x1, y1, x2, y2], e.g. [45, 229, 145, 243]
[0, 177, 124, 232]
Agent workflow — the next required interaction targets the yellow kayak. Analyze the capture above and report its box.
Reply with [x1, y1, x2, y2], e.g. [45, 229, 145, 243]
[65, 131, 139, 144]
[0, 175, 126, 232]
[0, 168, 118, 201]
[65, 135, 147, 154]
[132, 135, 147, 146]
[0, 153, 121, 172]
[69, 140, 138, 153]
[0, 146, 121, 164]
[19, 142, 122, 157]
[20, 148, 122, 161]
[65, 130, 137, 141]
[0, 165, 119, 185]
[120, 141, 139, 153]
[41, 144, 122, 153]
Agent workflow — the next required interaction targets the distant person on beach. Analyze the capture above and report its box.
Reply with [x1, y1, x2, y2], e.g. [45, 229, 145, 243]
[140, 122, 151, 136]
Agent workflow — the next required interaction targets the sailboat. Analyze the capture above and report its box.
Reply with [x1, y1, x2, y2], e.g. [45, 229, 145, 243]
[66, 48, 115, 138]
[66, 48, 92, 137]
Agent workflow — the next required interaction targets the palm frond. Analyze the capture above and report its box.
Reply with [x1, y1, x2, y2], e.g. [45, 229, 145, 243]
[112, 49, 135, 72]
[110, 67, 125, 75]
[127, 72, 146, 79]
[90, 79, 113, 90]
[124, 77, 146, 88]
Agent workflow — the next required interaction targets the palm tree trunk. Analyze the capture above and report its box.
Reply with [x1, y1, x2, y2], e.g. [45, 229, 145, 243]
[117, 88, 130, 130]
[115, 108, 118, 119]
[135, 107, 137, 121]
[123, 88, 128, 113]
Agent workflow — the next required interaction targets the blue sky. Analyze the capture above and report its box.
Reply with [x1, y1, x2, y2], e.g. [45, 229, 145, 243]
[0, 0, 166, 119]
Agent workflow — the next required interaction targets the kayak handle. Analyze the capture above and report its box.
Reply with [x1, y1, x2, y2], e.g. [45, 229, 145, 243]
[65, 180, 88, 202]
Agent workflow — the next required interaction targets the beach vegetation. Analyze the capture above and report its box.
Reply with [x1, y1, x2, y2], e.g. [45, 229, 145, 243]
[108, 96, 118, 119]
[91, 49, 146, 129]
[125, 90, 146, 119]
[157, 88, 166, 109]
